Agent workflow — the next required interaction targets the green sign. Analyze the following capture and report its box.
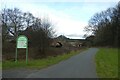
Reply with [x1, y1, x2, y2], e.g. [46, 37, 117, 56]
[17, 36, 27, 48]
[15, 35, 28, 63]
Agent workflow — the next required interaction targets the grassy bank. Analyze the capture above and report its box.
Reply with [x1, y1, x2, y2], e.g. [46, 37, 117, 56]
[95, 48, 118, 78]
[3, 48, 86, 69]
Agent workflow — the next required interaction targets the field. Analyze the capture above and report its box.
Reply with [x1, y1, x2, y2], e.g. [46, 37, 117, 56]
[95, 48, 118, 78]
[3, 49, 86, 69]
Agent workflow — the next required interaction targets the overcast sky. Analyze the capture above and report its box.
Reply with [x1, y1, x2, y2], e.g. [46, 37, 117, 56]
[1, 0, 119, 39]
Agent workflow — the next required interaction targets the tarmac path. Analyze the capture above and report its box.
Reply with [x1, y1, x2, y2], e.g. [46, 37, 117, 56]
[3, 48, 99, 78]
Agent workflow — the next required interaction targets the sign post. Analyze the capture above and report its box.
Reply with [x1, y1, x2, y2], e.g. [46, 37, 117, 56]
[15, 35, 28, 64]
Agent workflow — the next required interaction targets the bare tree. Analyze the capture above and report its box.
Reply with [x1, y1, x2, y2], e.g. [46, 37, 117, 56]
[23, 12, 35, 28]
[1, 8, 24, 40]
[1, 7, 56, 58]
[84, 2, 120, 47]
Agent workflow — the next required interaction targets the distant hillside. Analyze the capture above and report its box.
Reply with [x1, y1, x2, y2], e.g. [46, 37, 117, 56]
[68, 39, 85, 42]
[54, 35, 86, 43]
[55, 35, 69, 40]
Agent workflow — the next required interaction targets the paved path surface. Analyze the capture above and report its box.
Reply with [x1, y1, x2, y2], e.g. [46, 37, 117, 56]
[3, 48, 98, 78]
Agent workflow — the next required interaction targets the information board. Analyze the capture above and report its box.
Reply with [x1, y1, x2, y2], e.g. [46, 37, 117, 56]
[17, 36, 27, 48]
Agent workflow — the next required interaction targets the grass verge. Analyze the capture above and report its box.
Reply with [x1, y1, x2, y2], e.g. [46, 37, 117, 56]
[3, 48, 86, 70]
[95, 48, 118, 78]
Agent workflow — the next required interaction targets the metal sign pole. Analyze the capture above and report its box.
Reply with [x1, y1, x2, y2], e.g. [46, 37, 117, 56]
[15, 46, 17, 63]
[15, 37, 18, 63]
[26, 42, 28, 64]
